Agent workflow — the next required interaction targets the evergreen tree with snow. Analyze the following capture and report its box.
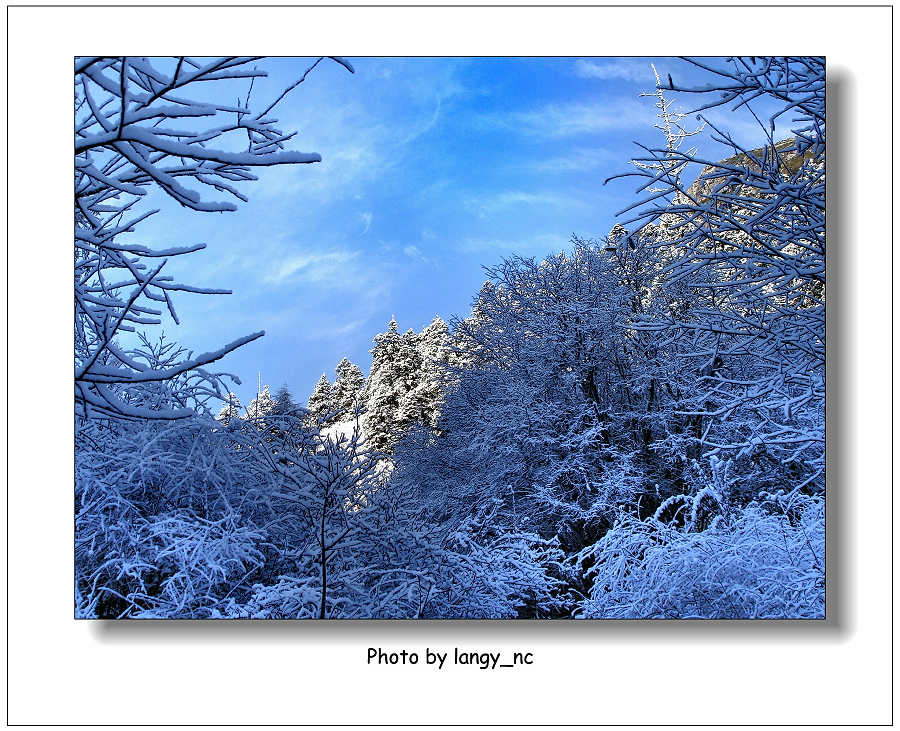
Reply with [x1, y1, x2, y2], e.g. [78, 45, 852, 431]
[271, 385, 300, 417]
[333, 358, 366, 417]
[268, 385, 303, 438]
[307, 374, 337, 425]
[246, 384, 275, 423]
[418, 316, 451, 372]
[364, 318, 401, 452]
[216, 392, 243, 426]
[398, 328, 424, 389]
[364, 317, 423, 452]
[417, 316, 452, 427]
[396, 316, 451, 430]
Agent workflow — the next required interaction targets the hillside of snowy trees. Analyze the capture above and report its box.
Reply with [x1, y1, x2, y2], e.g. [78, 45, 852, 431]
[75, 57, 824, 619]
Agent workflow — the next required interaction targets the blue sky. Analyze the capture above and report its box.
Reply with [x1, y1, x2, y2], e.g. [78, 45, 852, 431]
[129, 57, 784, 407]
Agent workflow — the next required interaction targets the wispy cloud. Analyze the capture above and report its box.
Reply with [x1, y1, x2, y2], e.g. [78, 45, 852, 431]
[305, 318, 367, 340]
[254, 64, 471, 209]
[494, 191, 565, 206]
[403, 244, 433, 264]
[531, 147, 615, 173]
[360, 211, 373, 234]
[265, 250, 359, 285]
[458, 232, 570, 255]
[246, 240, 391, 349]
[480, 98, 651, 139]
[466, 190, 586, 219]
[400, 77, 467, 145]
[574, 59, 657, 84]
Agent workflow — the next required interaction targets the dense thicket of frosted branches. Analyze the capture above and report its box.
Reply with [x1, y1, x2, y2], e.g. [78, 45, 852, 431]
[73, 57, 383, 618]
[75, 56, 824, 619]
[609, 57, 825, 486]
[385, 56, 825, 618]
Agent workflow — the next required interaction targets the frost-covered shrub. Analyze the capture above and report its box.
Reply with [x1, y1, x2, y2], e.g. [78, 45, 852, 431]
[243, 573, 322, 619]
[75, 417, 280, 618]
[424, 525, 566, 619]
[578, 494, 824, 619]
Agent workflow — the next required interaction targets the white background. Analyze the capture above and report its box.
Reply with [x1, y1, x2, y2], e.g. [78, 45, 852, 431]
[5, 3, 893, 725]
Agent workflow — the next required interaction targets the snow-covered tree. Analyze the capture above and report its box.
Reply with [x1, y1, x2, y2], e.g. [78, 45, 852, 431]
[417, 316, 451, 366]
[426, 243, 678, 532]
[246, 384, 275, 423]
[632, 63, 705, 193]
[403, 316, 452, 429]
[243, 420, 380, 619]
[562, 56, 827, 619]
[363, 320, 400, 452]
[216, 392, 243, 426]
[578, 489, 824, 619]
[271, 385, 300, 416]
[307, 374, 337, 425]
[333, 358, 366, 416]
[74, 56, 354, 420]
[75, 414, 286, 617]
[363, 318, 423, 452]
[608, 56, 825, 491]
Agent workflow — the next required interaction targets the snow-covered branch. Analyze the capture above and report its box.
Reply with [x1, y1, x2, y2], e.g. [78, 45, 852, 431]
[74, 57, 353, 419]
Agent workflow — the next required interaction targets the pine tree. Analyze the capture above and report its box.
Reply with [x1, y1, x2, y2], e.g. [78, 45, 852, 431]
[398, 316, 451, 430]
[307, 374, 336, 425]
[246, 384, 275, 423]
[216, 393, 243, 426]
[398, 328, 424, 393]
[418, 316, 451, 373]
[271, 385, 299, 416]
[333, 358, 366, 417]
[363, 317, 424, 452]
[364, 318, 401, 452]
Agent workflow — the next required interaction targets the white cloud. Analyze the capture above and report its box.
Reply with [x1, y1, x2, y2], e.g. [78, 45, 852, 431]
[305, 318, 366, 340]
[532, 147, 615, 173]
[574, 59, 657, 84]
[264, 250, 358, 285]
[495, 191, 562, 206]
[480, 98, 651, 139]
[396, 60, 469, 143]
[360, 211, 373, 234]
[466, 190, 586, 219]
[458, 232, 569, 255]
[239, 242, 391, 348]
[402, 244, 432, 264]
[400, 84, 463, 146]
